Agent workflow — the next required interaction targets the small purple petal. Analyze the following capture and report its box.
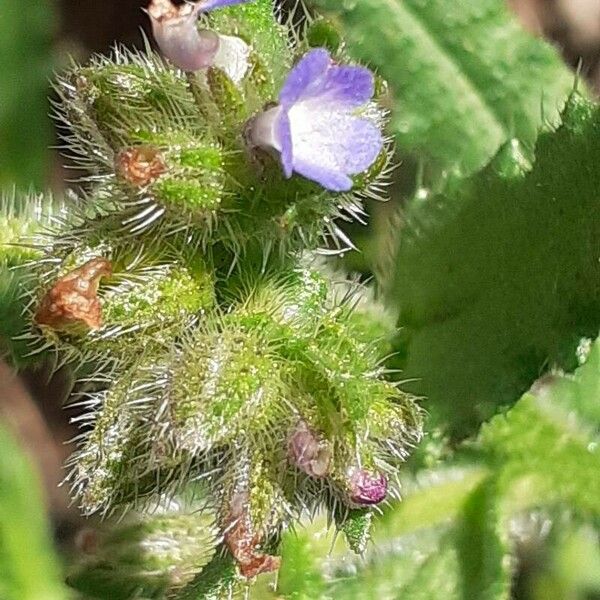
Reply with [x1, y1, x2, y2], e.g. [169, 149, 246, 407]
[248, 47, 383, 191]
[279, 48, 331, 107]
[348, 469, 388, 506]
[316, 65, 375, 109]
[276, 111, 293, 178]
[292, 158, 353, 192]
[199, 0, 252, 11]
[288, 109, 383, 190]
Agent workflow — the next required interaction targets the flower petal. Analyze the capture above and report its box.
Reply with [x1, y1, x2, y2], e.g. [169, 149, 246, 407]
[276, 110, 293, 178]
[148, 0, 219, 71]
[315, 65, 375, 109]
[292, 159, 353, 192]
[213, 34, 251, 83]
[288, 105, 383, 191]
[279, 48, 331, 107]
[199, 0, 252, 11]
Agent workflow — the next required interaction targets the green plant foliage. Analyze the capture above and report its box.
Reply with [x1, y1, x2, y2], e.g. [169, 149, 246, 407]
[264, 336, 600, 599]
[390, 94, 600, 437]
[68, 510, 219, 599]
[0, 424, 67, 600]
[7, 0, 422, 594]
[311, 0, 575, 179]
[0, 0, 55, 189]
[0, 192, 63, 366]
[478, 336, 600, 516]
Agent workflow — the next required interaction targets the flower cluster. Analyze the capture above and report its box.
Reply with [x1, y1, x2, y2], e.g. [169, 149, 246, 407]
[22, 0, 421, 592]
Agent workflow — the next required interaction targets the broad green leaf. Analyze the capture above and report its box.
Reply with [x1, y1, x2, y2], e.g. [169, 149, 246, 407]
[390, 94, 600, 437]
[329, 528, 454, 600]
[0, 424, 67, 600]
[454, 481, 511, 600]
[527, 525, 600, 600]
[0, 0, 55, 189]
[373, 465, 487, 539]
[311, 0, 574, 178]
[478, 337, 600, 516]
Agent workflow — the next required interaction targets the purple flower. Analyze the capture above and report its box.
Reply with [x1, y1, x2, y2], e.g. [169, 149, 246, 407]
[248, 48, 383, 192]
[287, 421, 331, 478]
[147, 0, 251, 78]
[347, 468, 388, 506]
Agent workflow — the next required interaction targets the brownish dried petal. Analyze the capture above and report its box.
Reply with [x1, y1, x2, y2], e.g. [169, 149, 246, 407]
[116, 146, 167, 187]
[224, 517, 280, 578]
[35, 258, 112, 332]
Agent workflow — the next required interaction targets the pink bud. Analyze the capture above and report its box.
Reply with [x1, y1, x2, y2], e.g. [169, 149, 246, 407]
[287, 421, 331, 478]
[147, 0, 219, 72]
[348, 468, 388, 506]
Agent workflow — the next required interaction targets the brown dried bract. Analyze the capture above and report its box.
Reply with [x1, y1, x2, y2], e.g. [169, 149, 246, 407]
[223, 496, 281, 579]
[35, 258, 112, 332]
[116, 145, 166, 187]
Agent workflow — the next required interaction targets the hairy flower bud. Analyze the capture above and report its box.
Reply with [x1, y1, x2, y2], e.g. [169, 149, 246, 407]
[68, 512, 218, 597]
[347, 468, 388, 506]
[287, 420, 331, 478]
[147, 0, 250, 81]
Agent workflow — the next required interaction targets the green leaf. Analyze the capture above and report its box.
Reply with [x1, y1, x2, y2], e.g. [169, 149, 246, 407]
[390, 94, 600, 437]
[0, 424, 67, 600]
[329, 482, 511, 600]
[0, 0, 55, 189]
[478, 336, 600, 516]
[311, 0, 574, 178]
[275, 531, 327, 599]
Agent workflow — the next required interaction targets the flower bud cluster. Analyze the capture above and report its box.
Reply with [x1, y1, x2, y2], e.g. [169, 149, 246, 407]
[20, 0, 423, 588]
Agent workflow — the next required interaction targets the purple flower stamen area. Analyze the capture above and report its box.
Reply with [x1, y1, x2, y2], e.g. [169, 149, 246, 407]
[276, 48, 383, 192]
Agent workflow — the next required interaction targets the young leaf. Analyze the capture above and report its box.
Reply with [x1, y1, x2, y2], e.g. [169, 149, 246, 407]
[390, 94, 600, 437]
[311, 0, 575, 178]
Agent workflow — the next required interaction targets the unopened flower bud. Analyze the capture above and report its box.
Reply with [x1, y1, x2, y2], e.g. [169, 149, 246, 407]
[147, 0, 219, 72]
[287, 421, 331, 478]
[347, 468, 388, 506]
[147, 0, 250, 81]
